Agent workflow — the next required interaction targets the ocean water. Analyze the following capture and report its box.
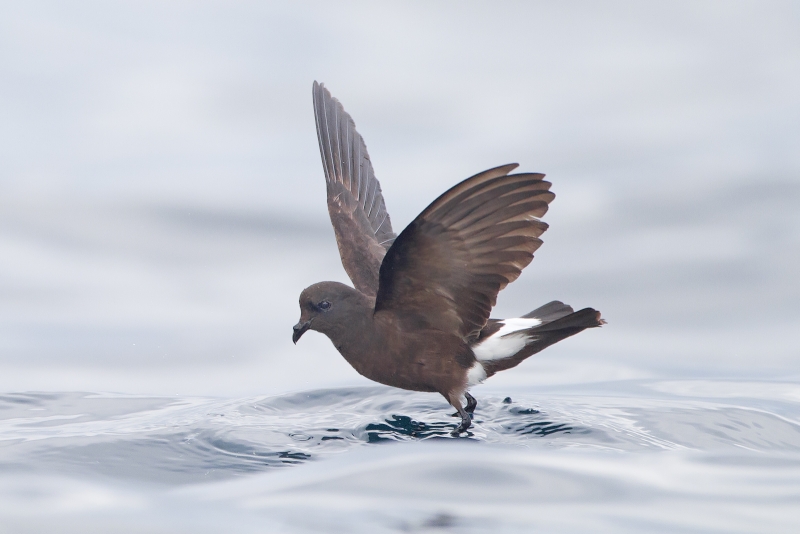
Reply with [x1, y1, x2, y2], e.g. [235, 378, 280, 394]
[2, 380, 799, 533]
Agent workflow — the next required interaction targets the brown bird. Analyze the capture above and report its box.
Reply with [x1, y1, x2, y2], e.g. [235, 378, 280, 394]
[293, 82, 604, 436]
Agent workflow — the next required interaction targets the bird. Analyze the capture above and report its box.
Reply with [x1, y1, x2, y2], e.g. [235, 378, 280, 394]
[293, 81, 604, 436]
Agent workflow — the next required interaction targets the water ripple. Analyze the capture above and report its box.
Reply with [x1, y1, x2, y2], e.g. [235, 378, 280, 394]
[0, 382, 799, 485]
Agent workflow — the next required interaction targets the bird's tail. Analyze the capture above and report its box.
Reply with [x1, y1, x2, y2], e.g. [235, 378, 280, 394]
[473, 301, 604, 378]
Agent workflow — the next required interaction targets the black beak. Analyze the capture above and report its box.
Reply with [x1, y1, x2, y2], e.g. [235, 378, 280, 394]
[292, 320, 312, 344]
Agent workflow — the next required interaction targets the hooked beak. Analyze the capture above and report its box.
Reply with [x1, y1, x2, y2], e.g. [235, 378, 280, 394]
[292, 320, 312, 344]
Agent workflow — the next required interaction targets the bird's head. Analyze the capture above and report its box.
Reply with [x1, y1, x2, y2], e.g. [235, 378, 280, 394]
[292, 281, 366, 344]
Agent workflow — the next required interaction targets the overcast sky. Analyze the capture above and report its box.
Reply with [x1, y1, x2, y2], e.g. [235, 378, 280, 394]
[1, 1, 798, 395]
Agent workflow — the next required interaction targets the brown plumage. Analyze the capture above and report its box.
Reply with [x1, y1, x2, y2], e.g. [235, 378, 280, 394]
[294, 82, 604, 436]
[312, 81, 394, 296]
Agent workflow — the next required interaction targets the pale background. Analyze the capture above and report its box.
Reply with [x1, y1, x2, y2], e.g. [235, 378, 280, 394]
[2, 1, 798, 396]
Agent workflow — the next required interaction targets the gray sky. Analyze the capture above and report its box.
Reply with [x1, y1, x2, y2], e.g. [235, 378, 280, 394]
[1, 1, 798, 395]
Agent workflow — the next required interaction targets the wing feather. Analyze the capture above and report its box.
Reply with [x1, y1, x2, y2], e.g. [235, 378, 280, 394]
[374, 164, 554, 339]
[313, 82, 396, 296]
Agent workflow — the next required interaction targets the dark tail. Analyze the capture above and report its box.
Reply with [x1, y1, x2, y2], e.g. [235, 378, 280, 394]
[482, 301, 605, 377]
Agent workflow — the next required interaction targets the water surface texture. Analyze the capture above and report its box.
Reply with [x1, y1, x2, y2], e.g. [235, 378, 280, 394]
[2, 380, 799, 532]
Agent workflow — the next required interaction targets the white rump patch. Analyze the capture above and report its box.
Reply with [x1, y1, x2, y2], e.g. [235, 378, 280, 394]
[472, 317, 541, 362]
[467, 361, 487, 387]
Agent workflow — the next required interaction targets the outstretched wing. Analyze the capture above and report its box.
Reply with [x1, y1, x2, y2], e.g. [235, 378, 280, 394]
[313, 81, 395, 297]
[374, 164, 554, 340]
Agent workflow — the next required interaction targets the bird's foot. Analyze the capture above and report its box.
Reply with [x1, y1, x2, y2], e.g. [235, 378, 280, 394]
[450, 411, 472, 436]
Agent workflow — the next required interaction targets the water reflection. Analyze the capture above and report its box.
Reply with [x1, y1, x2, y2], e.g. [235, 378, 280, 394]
[365, 415, 456, 441]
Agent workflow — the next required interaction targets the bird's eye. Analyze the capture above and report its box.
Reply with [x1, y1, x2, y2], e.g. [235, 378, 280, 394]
[317, 300, 331, 311]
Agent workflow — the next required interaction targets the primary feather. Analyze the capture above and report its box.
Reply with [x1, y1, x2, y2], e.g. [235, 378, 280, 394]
[313, 81, 395, 296]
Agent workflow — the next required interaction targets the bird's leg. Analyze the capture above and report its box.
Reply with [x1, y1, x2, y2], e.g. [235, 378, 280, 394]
[451, 393, 477, 416]
[447, 394, 472, 436]
[464, 392, 477, 413]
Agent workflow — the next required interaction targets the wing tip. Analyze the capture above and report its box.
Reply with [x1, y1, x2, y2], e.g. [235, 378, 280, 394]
[312, 80, 332, 108]
[500, 163, 520, 175]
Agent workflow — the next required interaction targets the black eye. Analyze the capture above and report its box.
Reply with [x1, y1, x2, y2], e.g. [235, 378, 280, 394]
[317, 300, 331, 311]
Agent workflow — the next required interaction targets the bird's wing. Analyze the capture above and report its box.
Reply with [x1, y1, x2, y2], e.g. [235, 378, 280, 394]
[313, 81, 395, 297]
[374, 164, 554, 340]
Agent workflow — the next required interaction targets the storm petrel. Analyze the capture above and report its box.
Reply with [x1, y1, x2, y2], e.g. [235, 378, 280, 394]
[293, 82, 604, 435]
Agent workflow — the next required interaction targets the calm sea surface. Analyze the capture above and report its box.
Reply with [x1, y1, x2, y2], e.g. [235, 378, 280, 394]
[2, 380, 799, 533]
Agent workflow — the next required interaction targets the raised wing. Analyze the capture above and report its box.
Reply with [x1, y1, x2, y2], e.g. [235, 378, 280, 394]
[313, 81, 395, 297]
[374, 164, 554, 340]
